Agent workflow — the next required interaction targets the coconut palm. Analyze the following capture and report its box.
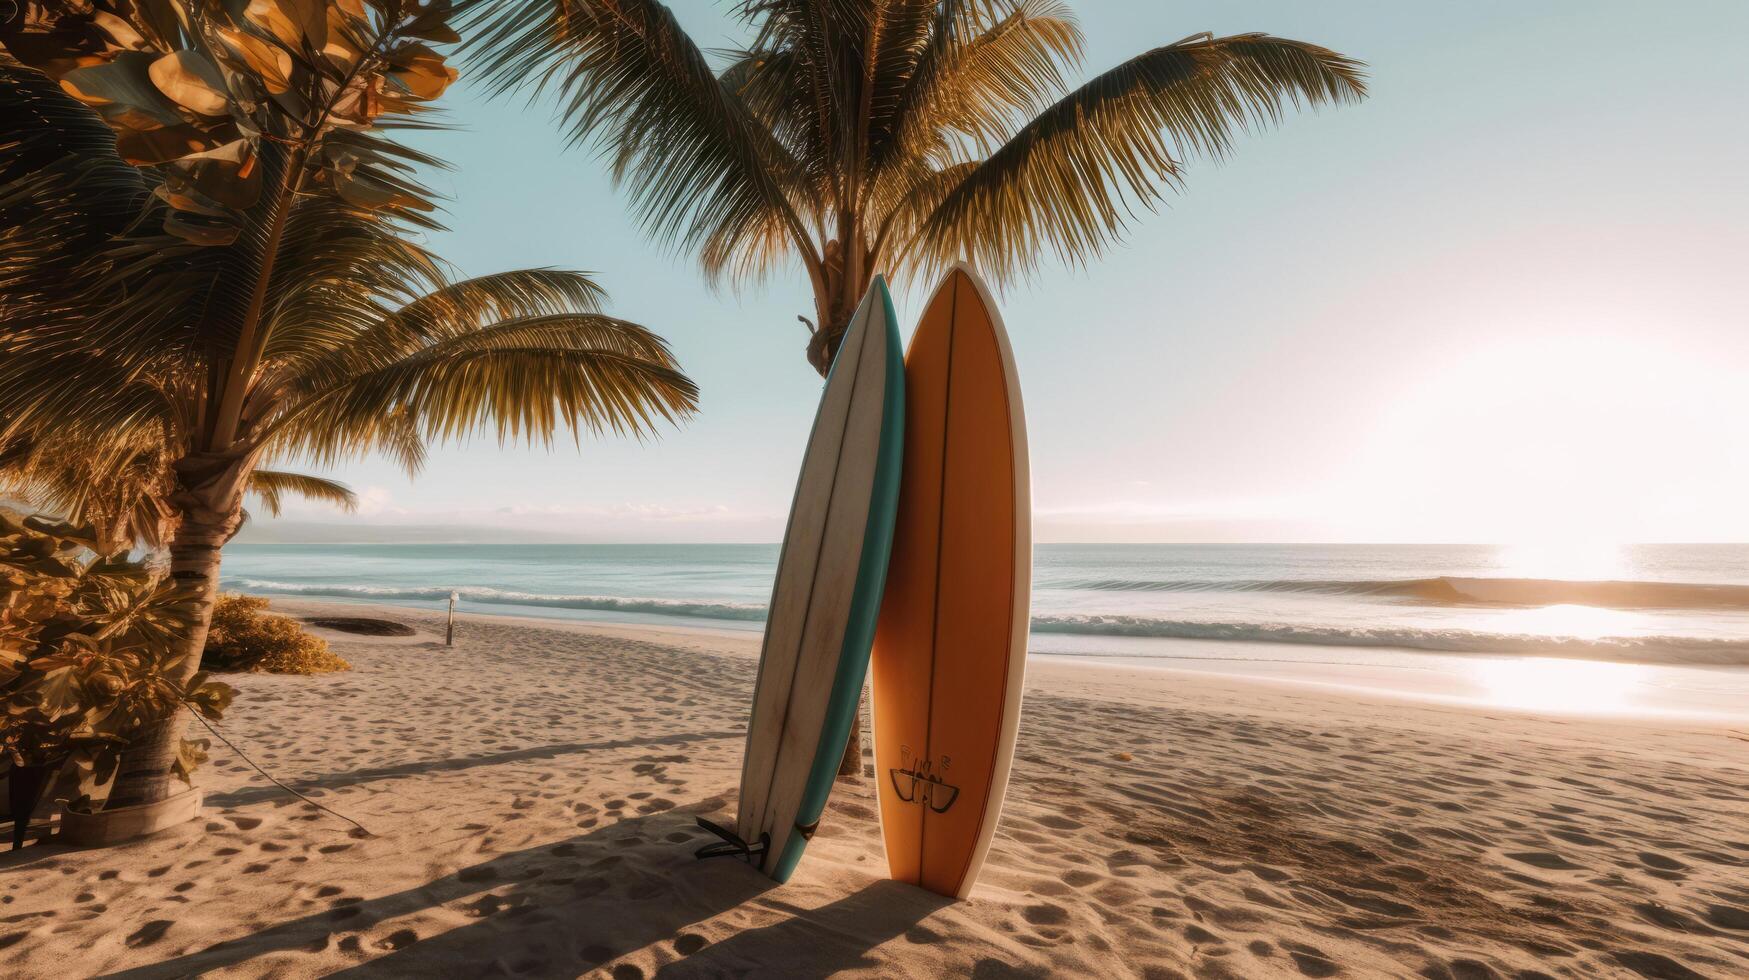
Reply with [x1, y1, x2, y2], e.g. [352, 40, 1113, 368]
[0, 1, 698, 809]
[469, 0, 1365, 771]
[470, 0, 1367, 373]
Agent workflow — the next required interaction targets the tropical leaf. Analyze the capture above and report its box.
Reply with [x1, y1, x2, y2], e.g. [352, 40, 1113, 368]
[471, 2, 1366, 370]
[247, 471, 358, 516]
[466, 0, 814, 279]
[906, 33, 1367, 280]
[3, 3, 699, 564]
[148, 50, 232, 117]
[268, 314, 699, 466]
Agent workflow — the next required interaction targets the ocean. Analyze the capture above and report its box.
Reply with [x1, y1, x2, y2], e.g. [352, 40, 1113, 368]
[221, 543, 1749, 668]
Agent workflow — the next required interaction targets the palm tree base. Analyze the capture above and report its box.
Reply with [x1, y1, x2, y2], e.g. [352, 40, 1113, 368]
[104, 716, 191, 811]
[60, 788, 203, 848]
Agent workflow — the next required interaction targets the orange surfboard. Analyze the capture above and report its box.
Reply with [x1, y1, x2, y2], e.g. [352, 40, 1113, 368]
[871, 264, 1030, 899]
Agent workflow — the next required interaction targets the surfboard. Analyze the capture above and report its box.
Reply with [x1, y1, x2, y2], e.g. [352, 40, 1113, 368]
[730, 277, 905, 883]
[871, 263, 1031, 899]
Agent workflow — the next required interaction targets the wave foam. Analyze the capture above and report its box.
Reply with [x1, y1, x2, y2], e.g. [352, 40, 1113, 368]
[1030, 615, 1749, 665]
[1063, 576, 1749, 610]
[225, 578, 768, 622]
[228, 579, 1749, 665]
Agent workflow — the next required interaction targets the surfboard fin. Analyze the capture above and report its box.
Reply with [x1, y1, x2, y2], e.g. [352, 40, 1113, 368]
[693, 817, 769, 863]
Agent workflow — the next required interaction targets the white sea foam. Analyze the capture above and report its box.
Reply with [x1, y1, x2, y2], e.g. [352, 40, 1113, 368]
[225, 578, 769, 621]
[227, 576, 1749, 666]
[221, 543, 1749, 668]
[1027, 615, 1749, 666]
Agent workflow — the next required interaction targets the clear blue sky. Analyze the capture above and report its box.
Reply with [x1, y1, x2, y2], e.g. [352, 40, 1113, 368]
[254, 0, 1749, 544]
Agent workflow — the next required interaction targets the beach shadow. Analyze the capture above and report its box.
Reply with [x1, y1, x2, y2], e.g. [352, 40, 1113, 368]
[201, 731, 742, 809]
[95, 794, 947, 980]
[650, 880, 951, 978]
[97, 807, 753, 980]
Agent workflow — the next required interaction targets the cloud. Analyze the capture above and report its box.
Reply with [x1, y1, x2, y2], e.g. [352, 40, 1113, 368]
[492, 502, 737, 522]
[353, 486, 401, 517]
[247, 496, 783, 543]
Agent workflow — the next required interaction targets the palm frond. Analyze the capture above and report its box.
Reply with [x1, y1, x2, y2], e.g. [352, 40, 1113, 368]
[879, 0, 1082, 168]
[247, 471, 358, 517]
[265, 313, 699, 468]
[0, 429, 176, 551]
[0, 63, 156, 303]
[466, 0, 813, 282]
[908, 32, 1366, 280]
[265, 268, 617, 396]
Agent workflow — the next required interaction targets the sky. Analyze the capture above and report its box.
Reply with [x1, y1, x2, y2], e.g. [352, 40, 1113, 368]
[245, 0, 1749, 545]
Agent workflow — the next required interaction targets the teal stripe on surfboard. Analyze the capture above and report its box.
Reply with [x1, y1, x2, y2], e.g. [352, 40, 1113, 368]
[768, 277, 907, 883]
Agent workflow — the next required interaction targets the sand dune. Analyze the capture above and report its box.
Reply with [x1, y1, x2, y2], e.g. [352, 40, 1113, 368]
[4, 600, 1746, 978]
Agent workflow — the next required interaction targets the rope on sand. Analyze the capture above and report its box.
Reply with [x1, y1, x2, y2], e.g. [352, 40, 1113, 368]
[187, 708, 377, 838]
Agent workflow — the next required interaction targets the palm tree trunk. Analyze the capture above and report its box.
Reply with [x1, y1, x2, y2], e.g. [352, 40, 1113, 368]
[806, 312, 851, 376]
[103, 454, 246, 809]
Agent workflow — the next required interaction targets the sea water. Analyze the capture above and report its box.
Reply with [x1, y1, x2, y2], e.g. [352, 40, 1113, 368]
[222, 543, 1749, 667]
[221, 542, 1749, 719]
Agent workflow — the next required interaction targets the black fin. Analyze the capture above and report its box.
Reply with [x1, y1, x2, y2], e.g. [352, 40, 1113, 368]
[694, 817, 769, 862]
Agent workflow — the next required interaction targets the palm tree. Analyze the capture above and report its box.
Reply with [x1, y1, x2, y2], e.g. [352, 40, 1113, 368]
[470, 0, 1367, 373]
[469, 0, 1366, 771]
[0, 1, 698, 810]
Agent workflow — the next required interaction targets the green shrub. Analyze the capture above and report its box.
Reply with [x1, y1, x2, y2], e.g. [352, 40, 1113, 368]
[1, 513, 233, 794]
[204, 594, 350, 675]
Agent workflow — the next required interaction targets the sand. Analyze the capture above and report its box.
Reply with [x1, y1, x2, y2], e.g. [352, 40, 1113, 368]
[3, 599, 1746, 979]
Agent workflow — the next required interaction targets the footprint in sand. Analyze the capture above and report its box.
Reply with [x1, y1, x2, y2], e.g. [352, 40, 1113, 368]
[572, 877, 609, 899]
[1507, 851, 1584, 870]
[374, 928, 417, 950]
[1633, 902, 1705, 932]
[1021, 903, 1068, 926]
[1705, 904, 1749, 930]
[1637, 851, 1686, 871]
[125, 920, 173, 948]
[1183, 924, 1219, 944]
[1280, 944, 1339, 978]
[1611, 950, 1708, 979]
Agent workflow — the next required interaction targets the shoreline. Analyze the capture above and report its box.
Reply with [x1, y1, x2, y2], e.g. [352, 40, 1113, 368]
[6, 599, 1747, 977]
[264, 595, 1749, 726]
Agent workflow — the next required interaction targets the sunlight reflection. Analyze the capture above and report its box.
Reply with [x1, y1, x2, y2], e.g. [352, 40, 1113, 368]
[1488, 603, 1644, 640]
[1469, 657, 1647, 714]
[1494, 540, 1628, 582]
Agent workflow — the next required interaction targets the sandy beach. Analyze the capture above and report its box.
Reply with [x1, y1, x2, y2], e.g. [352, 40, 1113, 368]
[4, 599, 1746, 979]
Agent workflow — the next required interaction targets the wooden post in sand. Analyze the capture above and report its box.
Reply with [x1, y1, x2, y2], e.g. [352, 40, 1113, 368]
[446, 591, 457, 647]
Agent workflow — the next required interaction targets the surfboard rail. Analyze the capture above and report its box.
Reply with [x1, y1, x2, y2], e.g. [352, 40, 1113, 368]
[734, 278, 905, 883]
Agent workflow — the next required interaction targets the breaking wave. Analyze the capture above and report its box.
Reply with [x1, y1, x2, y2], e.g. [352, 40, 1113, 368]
[1029, 615, 1749, 665]
[1061, 576, 1749, 611]
[224, 578, 769, 622]
[227, 578, 1749, 664]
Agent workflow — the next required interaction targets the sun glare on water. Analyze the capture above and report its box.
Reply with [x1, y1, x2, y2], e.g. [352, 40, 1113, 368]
[1489, 603, 1644, 641]
[1469, 657, 1648, 714]
[1494, 540, 1628, 582]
